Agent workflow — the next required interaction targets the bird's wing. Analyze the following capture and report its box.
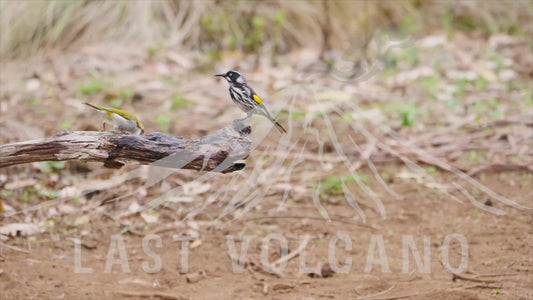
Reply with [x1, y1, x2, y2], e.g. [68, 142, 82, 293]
[84, 102, 114, 118]
[252, 94, 264, 104]
[107, 108, 134, 121]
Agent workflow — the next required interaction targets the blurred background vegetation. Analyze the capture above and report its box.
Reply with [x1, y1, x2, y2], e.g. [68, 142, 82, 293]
[1, 0, 532, 60]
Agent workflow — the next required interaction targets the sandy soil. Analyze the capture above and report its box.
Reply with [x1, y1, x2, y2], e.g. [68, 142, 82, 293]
[1, 31, 532, 300]
[1, 170, 531, 300]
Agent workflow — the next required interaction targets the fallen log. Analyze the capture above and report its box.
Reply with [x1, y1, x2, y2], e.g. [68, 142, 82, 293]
[0, 121, 251, 173]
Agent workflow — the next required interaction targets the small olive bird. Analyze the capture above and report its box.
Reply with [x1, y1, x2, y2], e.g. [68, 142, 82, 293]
[84, 102, 144, 135]
[215, 70, 286, 134]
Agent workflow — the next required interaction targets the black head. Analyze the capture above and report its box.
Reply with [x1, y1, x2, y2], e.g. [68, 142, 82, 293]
[215, 70, 246, 84]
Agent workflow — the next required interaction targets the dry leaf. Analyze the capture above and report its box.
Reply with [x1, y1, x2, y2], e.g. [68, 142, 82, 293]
[0, 223, 41, 237]
[140, 211, 159, 224]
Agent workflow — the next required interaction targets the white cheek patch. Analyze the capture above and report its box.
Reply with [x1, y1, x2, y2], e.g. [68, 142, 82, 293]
[236, 76, 244, 84]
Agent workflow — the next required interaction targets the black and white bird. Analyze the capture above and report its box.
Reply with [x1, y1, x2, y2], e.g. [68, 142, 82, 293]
[215, 70, 286, 134]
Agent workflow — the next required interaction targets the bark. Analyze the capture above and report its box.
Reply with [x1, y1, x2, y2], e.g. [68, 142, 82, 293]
[0, 121, 252, 173]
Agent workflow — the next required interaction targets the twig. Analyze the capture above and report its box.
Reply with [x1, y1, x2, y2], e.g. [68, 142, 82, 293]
[319, 0, 332, 61]
[262, 282, 269, 295]
[474, 273, 517, 278]
[351, 283, 500, 300]
[269, 235, 312, 271]
[462, 283, 503, 289]
[467, 163, 533, 177]
[116, 290, 186, 300]
[452, 273, 500, 283]
[239, 215, 377, 230]
[356, 285, 395, 300]
[0, 241, 30, 253]
[101, 213, 146, 236]
[355, 293, 409, 300]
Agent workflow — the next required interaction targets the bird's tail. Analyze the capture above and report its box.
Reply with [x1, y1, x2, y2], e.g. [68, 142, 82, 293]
[84, 102, 108, 112]
[264, 112, 287, 134]
[84, 102, 103, 110]
[84, 102, 114, 117]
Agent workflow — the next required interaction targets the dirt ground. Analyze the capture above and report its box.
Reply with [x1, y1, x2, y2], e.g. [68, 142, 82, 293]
[1, 31, 532, 299]
[0, 169, 531, 300]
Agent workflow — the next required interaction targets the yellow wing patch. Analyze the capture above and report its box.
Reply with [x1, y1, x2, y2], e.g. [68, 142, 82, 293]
[253, 94, 263, 104]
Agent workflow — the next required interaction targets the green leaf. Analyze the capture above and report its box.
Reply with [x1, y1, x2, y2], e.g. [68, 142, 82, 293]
[61, 119, 74, 130]
[425, 166, 439, 174]
[490, 110, 502, 119]
[147, 41, 165, 57]
[341, 112, 355, 123]
[275, 11, 286, 25]
[29, 98, 41, 106]
[19, 190, 30, 203]
[252, 16, 265, 29]
[110, 98, 124, 108]
[119, 88, 135, 99]
[156, 116, 171, 133]
[38, 188, 60, 199]
[402, 15, 418, 34]
[291, 111, 306, 120]
[400, 106, 418, 127]
[79, 79, 108, 95]
[445, 99, 459, 109]
[40, 161, 67, 173]
[343, 175, 369, 183]
[1, 189, 13, 198]
[318, 175, 369, 195]
[171, 95, 194, 111]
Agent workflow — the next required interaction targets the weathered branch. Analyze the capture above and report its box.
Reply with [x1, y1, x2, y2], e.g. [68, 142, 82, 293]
[0, 121, 252, 173]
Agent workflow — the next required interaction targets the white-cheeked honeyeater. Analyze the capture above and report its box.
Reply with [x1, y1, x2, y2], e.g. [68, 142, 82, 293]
[215, 70, 286, 134]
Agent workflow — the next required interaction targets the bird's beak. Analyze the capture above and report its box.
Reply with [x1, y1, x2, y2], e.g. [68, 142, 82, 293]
[214, 73, 225, 77]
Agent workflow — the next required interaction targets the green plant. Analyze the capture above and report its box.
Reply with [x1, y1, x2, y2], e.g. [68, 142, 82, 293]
[402, 15, 419, 35]
[400, 105, 418, 127]
[442, 13, 454, 35]
[37, 188, 60, 199]
[472, 77, 488, 92]
[319, 175, 369, 195]
[420, 75, 440, 96]
[119, 88, 135, 99]
[244, 15, 266, 52]
[341, 112, 355, 123]
[1, 189, 13, 198]
[271, 11, 286, 61]
[19, 188, 33, 203]
[61, 119, 74, 130]
[291, 111, 306, 120]
[156, 115, 171, 132]
[110, 98, 124, 108]
[40, 161, 67, 173]
[147, 41, 164, 57]
[29, 98, 41, 106]
[425, 166, 439, 174]
[445, 99, 459, 109]
[454, 80, 468, 97]
[171, 94, 195, 111]
[524, 87, 532, 106]
[79, 78, 108, 95]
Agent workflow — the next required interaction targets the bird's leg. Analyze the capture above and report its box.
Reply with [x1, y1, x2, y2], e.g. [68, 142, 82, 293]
[236, 113, 251, 122]
[233, 112, 253, 131]
[102, 122, 107, 132]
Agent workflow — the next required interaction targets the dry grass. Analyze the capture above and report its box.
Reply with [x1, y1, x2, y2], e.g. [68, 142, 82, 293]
[1, 0, 531, 60]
